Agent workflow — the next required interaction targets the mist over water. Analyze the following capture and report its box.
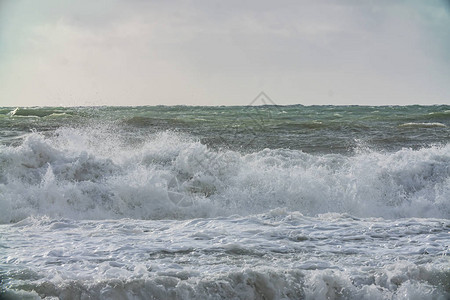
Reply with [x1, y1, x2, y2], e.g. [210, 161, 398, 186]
[1, 105, 449, 299]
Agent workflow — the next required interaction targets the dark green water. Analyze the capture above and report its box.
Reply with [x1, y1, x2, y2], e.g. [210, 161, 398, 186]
[1, 105, 450, 153]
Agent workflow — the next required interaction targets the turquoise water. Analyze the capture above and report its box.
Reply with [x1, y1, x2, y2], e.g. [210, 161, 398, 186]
[1, 105, 450, 153]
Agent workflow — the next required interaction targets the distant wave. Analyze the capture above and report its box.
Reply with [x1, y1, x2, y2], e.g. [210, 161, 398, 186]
[399, 122, 446, 128]
[1, 128, 449, 223]
[7, 107, 19, 117]
[2, 107, 71, 118]
[426, 110, 450, 117]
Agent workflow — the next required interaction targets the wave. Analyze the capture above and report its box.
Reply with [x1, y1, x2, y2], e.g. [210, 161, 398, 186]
[425, 109, 450, 119]
[7, 107, 19, 117]
[1, 107, 72, 118]
[399, 122, 446, 128]
[1, 128, 449, 223]
[3, 260, 448, 299]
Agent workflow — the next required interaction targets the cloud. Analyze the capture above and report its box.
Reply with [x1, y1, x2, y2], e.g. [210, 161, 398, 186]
[1, 0, 449, 106]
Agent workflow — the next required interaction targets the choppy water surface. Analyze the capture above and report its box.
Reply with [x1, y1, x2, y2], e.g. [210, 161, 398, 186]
[0, 105, 449, 299]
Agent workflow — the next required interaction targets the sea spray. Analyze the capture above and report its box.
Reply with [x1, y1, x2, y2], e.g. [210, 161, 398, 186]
[1, 105, 449, 299]
[1, 128, 449, 223]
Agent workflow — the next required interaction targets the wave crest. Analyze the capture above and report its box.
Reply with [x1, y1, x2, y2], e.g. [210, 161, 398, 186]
[1, 129, 449, 223]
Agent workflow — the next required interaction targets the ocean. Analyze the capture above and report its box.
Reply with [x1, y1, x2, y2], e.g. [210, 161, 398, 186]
[0, 105, 449, 299]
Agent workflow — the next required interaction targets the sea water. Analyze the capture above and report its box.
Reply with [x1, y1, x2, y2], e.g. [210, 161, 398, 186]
[0, 105, 449, 299]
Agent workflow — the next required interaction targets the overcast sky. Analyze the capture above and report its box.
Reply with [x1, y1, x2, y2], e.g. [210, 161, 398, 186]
[1, 0, 449, 106]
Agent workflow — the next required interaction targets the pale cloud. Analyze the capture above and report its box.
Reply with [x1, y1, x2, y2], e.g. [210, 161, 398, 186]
[0, 0, 449, 106]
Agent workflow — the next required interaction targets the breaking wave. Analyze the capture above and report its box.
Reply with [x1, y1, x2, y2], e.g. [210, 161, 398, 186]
[1, 128, 449, 223]
[399, 122, 446, 128]
[4, 262, 449, 300]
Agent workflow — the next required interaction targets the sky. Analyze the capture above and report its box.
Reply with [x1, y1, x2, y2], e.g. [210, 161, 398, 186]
[0, 0, 449, 107]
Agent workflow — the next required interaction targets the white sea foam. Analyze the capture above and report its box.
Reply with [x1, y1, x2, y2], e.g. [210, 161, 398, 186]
[7, 107, 19, 117]
[0, 128, 449, 223]
[399, 122, 446, 128]
[1, 214, 449, 299]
